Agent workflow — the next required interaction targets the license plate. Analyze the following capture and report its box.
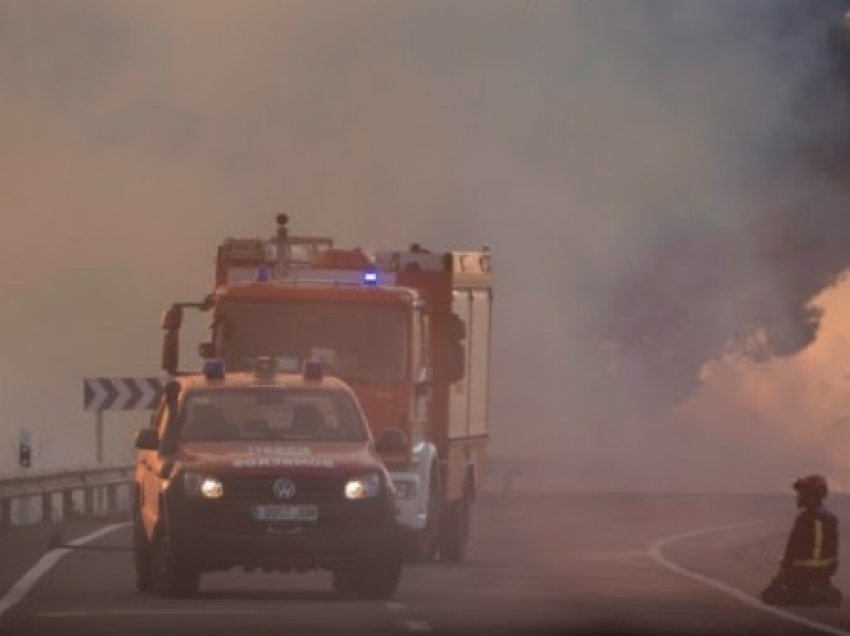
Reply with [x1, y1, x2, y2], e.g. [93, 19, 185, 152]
[251, 504, 318, 522]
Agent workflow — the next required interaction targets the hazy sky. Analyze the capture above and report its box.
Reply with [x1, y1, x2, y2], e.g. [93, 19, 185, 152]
[3, 0, 850, 490]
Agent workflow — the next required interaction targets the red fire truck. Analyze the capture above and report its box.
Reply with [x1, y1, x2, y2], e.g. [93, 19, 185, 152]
[161, 216, 492, 561]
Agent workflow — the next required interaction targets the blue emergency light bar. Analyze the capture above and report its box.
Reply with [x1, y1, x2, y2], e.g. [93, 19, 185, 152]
[256, 266, 272, 282]
[203, 359, 226, 380]
[362, 271, 379, 286]
[303, 359, 324, 381]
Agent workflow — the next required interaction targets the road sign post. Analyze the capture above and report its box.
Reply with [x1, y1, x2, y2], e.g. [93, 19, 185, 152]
[18, 429, 32, 469]
[83, 378, 164, 464]
[95, 410, 103, 464]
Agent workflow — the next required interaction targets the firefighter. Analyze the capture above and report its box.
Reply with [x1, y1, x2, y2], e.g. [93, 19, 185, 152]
[761, 474, 842, 607]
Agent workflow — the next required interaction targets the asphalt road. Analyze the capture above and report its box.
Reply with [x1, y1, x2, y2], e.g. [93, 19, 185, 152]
[3, 493, 850, 636]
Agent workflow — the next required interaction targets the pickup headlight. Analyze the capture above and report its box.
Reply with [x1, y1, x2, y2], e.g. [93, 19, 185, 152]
[183, 471, 224, 499]
[344, 473, 382, 500]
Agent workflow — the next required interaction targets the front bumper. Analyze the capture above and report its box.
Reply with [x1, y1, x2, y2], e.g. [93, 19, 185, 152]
[164, 494, 400, 572]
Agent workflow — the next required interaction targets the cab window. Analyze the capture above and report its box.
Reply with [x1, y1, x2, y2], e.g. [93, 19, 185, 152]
[178, 388, 367, 442]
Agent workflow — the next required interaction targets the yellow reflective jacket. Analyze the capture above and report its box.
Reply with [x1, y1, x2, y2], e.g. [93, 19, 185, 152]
[782, 505, 839, 570]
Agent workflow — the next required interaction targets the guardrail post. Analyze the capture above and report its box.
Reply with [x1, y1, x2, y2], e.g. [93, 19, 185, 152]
[106, 484, 118, 514]
[1, 498, 11, 530]
[95, 410, 104, 464]
[42, 492, 52, 523]
[83, 487, 94, 516]
[62, 489, 74, 519]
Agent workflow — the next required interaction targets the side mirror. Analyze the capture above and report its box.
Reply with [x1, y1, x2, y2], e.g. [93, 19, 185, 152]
[161, 305, 183, 375]
[375, 428, 408, 455]
[444, 312, 466, 341]
[135, 428, 160, 451]
[161, 305, 184, 330]
[162, 330, 179, 376]
[444, 342, 465, 385]
[434, 312, 466, 385]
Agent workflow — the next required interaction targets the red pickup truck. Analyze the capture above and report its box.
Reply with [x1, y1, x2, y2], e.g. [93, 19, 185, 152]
[132, 358, 403, 598]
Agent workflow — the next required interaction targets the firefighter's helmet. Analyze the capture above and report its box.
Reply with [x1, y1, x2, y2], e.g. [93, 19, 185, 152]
[793, 474, 829, 500]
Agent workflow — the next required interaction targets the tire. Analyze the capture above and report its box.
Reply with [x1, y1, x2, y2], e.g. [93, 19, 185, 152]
[151, 529, 200, 598]
[133, 513, 153, 593]
[332, 553, 402, 600]
[825, 585, 843, 607]
[439, 490, 471, 563]
[331, 567, 358, 596]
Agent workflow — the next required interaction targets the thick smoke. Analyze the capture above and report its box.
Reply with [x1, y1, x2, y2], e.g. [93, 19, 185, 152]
[587, 1, 850, 414]
[1, 0, 850, 489]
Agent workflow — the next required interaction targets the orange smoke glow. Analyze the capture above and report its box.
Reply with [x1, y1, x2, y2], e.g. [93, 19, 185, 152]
[667, 275, 850, 490]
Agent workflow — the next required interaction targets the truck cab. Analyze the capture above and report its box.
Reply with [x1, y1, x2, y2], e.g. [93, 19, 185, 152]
[132, 358, 403, 598]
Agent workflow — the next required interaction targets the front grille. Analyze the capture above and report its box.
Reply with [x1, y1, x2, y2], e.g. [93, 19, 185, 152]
[174, 473, 384, 537]
[223, 474, 347, 504]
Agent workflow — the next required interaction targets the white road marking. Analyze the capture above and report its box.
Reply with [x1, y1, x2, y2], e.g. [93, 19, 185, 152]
[488, 510, 524, 521]
[0, 522, 128, 621]
[36, 609, 297, 618]
[38, 607, 434, 626]
[576, 549, 648, 563]
[405, 619, 432, 632]
[648, 521, 850, 636]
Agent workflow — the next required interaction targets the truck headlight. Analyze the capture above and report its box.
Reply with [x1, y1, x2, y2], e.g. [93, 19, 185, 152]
[183, 471, 224, 499]
[344, 473, 382, 499]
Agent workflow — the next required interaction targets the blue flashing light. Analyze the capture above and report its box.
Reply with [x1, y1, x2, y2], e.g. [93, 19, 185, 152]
[303, 359, 324, 381]
[256, 266, 272, 282]
[363, 270, 379, 286]
[203, 359, 226, 380]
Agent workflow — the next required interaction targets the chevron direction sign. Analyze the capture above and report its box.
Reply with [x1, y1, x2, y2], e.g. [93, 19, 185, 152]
[83, 378, 164, 411]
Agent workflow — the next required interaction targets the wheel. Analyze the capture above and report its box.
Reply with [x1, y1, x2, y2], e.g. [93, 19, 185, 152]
[332, 553, 402, 600]
[439, 490, 471, 563]
[151, 529, 200, 598]
[133, 513, 153, 593]
[331, 567, 358, 596]
[151, 530, 200, 598]
[825, 585, 843, 607]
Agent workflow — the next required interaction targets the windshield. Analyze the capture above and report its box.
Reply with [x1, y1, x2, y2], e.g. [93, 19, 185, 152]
[215, 299, 409, 382]
[179, 388, 367, 442]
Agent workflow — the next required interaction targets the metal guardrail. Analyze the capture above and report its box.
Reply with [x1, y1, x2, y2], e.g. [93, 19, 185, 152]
[0, 464, 134, 530]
